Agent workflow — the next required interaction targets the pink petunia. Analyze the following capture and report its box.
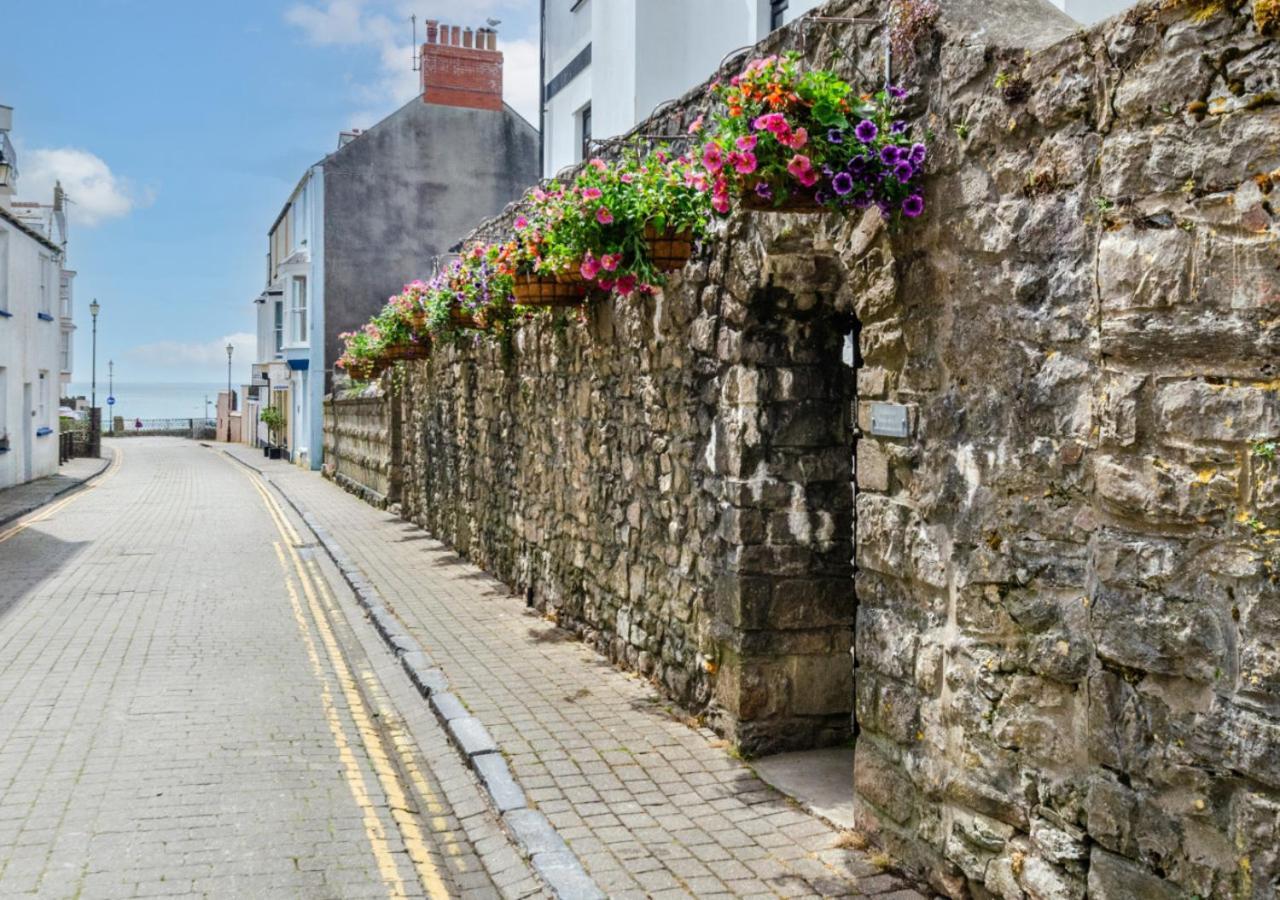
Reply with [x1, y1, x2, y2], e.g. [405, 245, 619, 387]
[601, 253, 621, 272]
[781, 127, 808, 150]
[596, 206, 613, 225]
[711, 193, 730, 214]
[702, 143, 725, 174]
[514, 216, 529, 229]
[688, 115, 705, 134]
[580, 254, 602, 280]
[582, 187, 603, 201]
[597, 278, 615, 291]
[735, 134, 757, 151]
[589, 158, 607, 171]
[615, 274, 637, 296]
[732, 151, 758, 175]
[753, 113, 789, 135]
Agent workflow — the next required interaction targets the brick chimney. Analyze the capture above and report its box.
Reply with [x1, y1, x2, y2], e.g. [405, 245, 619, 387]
[421, 21, 503, 112]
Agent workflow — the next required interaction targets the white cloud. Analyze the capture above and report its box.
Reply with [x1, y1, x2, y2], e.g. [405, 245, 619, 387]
[126, 332, 257, 373]
[285, 0, 540, 126]
[19, 148, 149, 228]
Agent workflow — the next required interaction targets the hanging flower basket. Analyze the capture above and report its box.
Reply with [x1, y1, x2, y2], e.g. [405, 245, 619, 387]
[382, 340, 430, 361]
[345, 362, 376, 380]
[740, 184, 825, 213]
[449, 307, 487, 330]
[512, 272, 589, 307]
[643, 225, 695, 272]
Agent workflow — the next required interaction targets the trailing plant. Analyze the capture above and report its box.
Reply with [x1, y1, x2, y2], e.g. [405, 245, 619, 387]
[888, 0, 941, 64]
[509, 153, 710, 295]
[693, 53, 927, 220]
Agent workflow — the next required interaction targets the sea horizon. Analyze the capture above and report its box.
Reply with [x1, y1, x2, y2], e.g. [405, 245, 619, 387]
[65, 381, 230, 421]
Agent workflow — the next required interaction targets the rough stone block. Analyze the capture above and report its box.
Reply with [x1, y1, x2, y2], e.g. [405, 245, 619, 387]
[1157, 380, 1280, 445]
[856, 440, 890, 491]
[1094, 454, 1237, 525]
[787, 654, 854, 716]
[991, 676, 1079, 766]
[854, 740, 915, 825]
[1091, 584, 1228, 682]
[1087, 847, 1182, 900]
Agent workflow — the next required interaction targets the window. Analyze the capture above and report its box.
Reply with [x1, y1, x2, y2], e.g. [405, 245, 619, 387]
[292, 184, 309, 252]
[580, 104, 592, 163]
[38, 371, 48, 427]
[273, 300, 284, 354]
[59, 271, 71, 319]
[60, 332, 71, 373]
[290, 276, 307, 345]
[770, 0, 789, 29]
[38, 253, 50, 315]
[0, 231, 8, 309]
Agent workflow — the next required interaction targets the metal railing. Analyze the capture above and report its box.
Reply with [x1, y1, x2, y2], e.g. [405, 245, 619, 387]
[104, 418, 217, 439]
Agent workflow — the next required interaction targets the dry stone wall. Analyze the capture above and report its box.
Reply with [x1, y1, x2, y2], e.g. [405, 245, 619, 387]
[325, 0, 1280, 895]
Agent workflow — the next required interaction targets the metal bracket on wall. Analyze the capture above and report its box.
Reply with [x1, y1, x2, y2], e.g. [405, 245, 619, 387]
[869, 402, 911, 438]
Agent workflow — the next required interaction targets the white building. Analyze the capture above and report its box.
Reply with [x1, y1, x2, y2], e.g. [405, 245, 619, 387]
[11, 188, 75, 391]
[538, 0, 1133, 177]
[0, 105, 67, 488]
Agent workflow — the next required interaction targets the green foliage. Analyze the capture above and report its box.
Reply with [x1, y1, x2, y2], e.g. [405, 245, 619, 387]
[1254, 440, 1278, 462]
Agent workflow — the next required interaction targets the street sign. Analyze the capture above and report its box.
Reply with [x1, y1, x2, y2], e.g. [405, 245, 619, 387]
[107, 396, 116, 406]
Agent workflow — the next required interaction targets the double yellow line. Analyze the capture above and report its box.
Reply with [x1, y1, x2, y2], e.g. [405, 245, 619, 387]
[241, 467, 453, 900]
[0, 449, 122, 545]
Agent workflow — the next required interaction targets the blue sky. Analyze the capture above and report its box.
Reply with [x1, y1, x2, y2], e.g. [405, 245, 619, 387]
[3, 0, 540, 385]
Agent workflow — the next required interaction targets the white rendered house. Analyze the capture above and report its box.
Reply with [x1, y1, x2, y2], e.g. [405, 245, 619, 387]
[0, 105, 66, 488]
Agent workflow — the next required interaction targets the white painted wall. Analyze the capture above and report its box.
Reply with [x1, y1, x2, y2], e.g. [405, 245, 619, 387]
[541, 0, 827, 176]
[0, 218, 62, 488]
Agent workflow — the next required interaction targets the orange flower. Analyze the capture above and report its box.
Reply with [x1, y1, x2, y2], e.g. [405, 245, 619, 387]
[729, 105, 743, 117]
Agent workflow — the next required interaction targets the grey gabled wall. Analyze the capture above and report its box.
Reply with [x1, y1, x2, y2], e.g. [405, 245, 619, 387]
[321, 100, 539, 384]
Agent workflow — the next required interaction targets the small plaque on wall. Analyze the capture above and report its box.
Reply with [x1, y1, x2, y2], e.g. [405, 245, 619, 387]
[869, 402, 911, 438]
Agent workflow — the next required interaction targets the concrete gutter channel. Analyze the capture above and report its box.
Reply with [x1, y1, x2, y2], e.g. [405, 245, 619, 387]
[220, 449, 603, 900]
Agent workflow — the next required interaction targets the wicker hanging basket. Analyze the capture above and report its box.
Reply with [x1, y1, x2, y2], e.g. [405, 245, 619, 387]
[643, 225, 695, 272]
[740, 184, 826, 213]
[449, 307, 487, 330]
[345, 362, 376, 380]
[512, 273, 589, 307]
[381, 340, 430, 361]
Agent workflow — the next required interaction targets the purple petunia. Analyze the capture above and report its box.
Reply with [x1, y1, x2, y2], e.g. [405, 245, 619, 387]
[854, 119, 878, 143]
[847, 155, 866, 172]
[893, 161, 914, 183]
[832, 172, 854, 195]
[755, 181, 773, 201]
[909, 143, 927, 166]
[890, 120, 908, 134]
[880, 144, 902, 165]
[814, 189, 830, 205]
[827, 128, 844, 144]
[902, 194, 925, 218]
[887, 85, 908, 100]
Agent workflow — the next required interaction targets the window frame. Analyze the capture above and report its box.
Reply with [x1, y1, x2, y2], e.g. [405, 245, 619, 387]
[770, 0, 789, 30]
[579, 103, 592, 163]
[289, 276, 308, 346]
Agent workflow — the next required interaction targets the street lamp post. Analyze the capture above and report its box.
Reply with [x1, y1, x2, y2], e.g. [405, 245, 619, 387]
[89, 299, 100, 456]
[108, 360, 114, 435]
[225, 343, 234, 442]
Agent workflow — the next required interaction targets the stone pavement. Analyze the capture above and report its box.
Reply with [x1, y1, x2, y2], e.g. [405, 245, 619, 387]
[0, 438, 537, 899]
[226, 444, 931, 900]
[0, 455, 108, 528]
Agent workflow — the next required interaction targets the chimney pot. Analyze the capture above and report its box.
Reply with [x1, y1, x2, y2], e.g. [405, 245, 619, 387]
[420, 21, 504, 111]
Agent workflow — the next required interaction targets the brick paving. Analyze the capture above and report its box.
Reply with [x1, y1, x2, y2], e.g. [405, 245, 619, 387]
[0, 455, 108, 526]
[0, 438, 516, 898]
[229, 445, 931, 900]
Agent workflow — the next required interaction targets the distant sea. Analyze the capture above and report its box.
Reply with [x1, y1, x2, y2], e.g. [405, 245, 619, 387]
[65, 382, 227, 421]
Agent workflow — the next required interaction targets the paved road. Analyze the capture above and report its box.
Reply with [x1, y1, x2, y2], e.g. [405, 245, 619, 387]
[0, 438, 524, 899]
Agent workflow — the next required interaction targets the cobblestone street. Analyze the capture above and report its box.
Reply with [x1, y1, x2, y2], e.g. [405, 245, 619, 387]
[0, 438, 533, 899]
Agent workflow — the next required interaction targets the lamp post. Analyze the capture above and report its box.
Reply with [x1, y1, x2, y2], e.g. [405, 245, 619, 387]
[107, 360, 114, 435]
[89, 299, 100, 454]
[226, 343, 234, 411]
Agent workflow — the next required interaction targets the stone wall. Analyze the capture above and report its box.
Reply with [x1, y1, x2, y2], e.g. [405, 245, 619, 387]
[326, 0, 1280, 895]
[323, 393, 401, 507]
[395, 225, 858, 753]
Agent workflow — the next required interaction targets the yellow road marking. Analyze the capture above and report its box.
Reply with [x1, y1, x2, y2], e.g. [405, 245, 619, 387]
[241, 464, 452, 899]
[0, 448, 122, 544]
[272, 541, 410, 900]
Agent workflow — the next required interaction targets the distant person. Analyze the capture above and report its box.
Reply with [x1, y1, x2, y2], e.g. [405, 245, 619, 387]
[134, 418, 142, 432]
